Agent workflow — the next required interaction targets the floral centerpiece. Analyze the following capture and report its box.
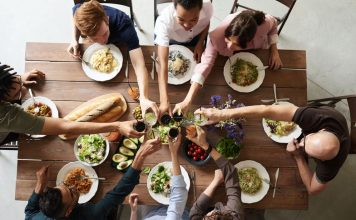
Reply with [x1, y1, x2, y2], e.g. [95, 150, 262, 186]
[210, 94, 245, 159]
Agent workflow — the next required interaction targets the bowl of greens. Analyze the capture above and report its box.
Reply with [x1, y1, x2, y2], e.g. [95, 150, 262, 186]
[74, 134, 110, 166]
[216, 137, 242, 160]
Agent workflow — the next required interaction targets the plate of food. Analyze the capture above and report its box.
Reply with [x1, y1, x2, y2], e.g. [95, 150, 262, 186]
[82, 43, 123, 81]
[56, 161, 99, 204]
[223, 52, 265, 93]
[74, 134, 110, 166]
[21, 96, 59, 138]
[235, 160, 269, 204]
[147, 161, 190, 205]
[262, 102, 302, 143]
[168, 45, 196, 85]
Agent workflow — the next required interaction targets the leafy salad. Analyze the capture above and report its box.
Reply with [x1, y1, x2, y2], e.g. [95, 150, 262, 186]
[150, 165, 172, 196]
[77, 134, 106, 164]
[216, 137, 242, 159]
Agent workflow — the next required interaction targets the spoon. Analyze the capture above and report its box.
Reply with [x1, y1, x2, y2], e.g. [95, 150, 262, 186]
[28, 89, 39, 113]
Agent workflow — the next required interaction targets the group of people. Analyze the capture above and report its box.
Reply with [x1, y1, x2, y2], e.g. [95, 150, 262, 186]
[0, 0, 351, 220]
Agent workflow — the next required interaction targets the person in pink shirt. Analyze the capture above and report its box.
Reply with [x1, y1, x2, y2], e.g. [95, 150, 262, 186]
[173, 10, 283, 114]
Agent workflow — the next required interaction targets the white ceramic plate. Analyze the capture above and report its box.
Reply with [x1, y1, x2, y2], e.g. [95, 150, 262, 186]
[56, 161, 99, 204]
[21, 96, 59, 138]
[147, 161, 190, 205]
[168, 45, 196, 85]
[82, 43, 123, 81]
[235, 160, 270, 204]
[223, 52, 265, 93]
[262, 101, 302, 143]
[74, 134, 110, 167]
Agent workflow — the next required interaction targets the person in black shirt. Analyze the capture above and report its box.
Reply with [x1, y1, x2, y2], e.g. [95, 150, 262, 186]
[195, 104, 350, 195]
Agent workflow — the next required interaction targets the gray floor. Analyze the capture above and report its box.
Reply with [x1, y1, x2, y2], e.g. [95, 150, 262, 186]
[1, 0, 355, 219]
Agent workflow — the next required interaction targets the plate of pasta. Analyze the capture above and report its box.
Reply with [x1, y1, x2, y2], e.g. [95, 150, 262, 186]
[82, 43, 123, 81]
[168, 45, 196, 85]
[21, 96, 59, 138]
[56, 161, 99, 204]
[235, 160, 270, 204]
[262, 101, 302, 143]
[223, 52, 265, 93]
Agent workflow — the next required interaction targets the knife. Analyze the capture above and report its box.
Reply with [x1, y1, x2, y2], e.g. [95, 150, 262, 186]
[151, 51, 156, 80]
[272, 168, 279, 198]
[261, 98, 290, 103]
[257, 66, 269, 71]
[125, 51, 129, 78]
[273, 83, 278, 104]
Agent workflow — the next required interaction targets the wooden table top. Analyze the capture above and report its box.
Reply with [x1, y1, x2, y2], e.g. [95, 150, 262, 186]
[16, 42, 308, 209]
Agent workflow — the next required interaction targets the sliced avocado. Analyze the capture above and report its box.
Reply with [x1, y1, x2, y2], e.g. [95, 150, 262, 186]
[112, 153, 127, 163]
[116, 159, 133, 170]
[123, 139, 138, 150]
[119, 146, 134, 156]
[139, 135, 144, 143]
[129, 138, 139, 144]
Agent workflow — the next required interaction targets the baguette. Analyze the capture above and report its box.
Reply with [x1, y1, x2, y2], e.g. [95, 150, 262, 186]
[59, 93, 127, 140]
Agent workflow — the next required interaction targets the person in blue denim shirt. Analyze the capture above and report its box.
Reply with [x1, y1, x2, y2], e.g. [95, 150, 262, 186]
[24, 138, 162, 220]
[129, 134, 189, 220]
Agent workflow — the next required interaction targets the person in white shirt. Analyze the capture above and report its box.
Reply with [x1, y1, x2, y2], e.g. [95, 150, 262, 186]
[154, 0, 213, 116]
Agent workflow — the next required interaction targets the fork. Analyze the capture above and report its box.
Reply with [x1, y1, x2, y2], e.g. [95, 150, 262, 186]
[78, 56, 90, 66]
[76, 176, 106, 181]
[190, 171, 196, 201]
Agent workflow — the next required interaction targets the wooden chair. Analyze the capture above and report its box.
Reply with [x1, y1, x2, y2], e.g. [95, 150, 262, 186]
[308, 95, 356, 154]
[154, 0, 174, 24]
[73, 0, 143, 31]
[0, 141, 18, 151]
[230, 0, 297, 35]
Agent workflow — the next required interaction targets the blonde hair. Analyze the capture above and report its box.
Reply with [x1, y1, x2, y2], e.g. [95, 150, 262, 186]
[74, 0, 108, 36]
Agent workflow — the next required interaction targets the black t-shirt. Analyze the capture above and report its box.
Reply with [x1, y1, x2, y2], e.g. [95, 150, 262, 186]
[73, 4, 140, 51]
[292, 106, 350, 183]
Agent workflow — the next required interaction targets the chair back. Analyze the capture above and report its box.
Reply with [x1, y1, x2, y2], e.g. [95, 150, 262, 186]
[154, 0, 173, 23]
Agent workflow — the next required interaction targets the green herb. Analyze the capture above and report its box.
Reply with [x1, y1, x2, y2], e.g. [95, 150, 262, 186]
[143, 166, 151, 174]
[216, 137, 242, 159]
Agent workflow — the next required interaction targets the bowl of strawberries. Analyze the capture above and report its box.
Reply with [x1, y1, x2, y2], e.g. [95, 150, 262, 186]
[182, 139, 211, 166]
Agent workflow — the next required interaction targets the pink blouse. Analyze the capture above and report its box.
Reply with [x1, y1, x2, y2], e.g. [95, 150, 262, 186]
[191, 12, 278, 85]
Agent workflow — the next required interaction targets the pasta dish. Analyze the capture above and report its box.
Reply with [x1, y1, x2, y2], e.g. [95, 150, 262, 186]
[26, 103, 52, 117]
[168, 51, 190, 78]
[265, 119, 296, 136]
[64, 167, 92, 194]
[90, 48, 118, 73]
[230, 58, 258, 86]
[238, 167, 262, 194]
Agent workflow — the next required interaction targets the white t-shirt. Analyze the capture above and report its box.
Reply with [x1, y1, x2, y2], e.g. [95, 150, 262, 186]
[154, 1, 213, 47]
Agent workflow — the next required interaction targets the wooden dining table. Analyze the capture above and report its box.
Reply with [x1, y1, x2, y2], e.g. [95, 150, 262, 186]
[16, 42, 308, 210]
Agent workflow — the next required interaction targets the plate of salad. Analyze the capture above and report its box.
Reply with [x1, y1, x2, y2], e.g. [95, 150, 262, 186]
[147, 161, 190, 205]
[74, 134, 110, 166]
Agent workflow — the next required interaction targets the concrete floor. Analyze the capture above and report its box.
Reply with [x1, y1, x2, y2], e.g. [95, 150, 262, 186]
[1, 0, 356, 219]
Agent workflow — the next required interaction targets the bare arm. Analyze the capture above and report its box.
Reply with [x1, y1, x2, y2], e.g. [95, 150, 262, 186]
[193, 24, 210, 63]
[157, 45, 171, 114]
[67, 19, 81, 58]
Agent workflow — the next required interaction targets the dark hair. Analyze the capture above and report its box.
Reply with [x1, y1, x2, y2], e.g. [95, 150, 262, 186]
[203, 210, 235, 220]
[174, 0, 203, 10]
[0, 63, 18, 100]
[39, 187, 64, 218]
[224, 10, 265, 49]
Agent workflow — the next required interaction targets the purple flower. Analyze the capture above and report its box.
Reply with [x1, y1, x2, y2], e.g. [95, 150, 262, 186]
[210, 95, 222, 107]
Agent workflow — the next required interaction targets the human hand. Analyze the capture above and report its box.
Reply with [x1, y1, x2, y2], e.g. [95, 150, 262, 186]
[212, 169, 224, 185]
[35, 165, 49, 193]
[159, 101, 172, 117]
[137, 138, 162, 158]
[194, 107, 226, 125]
[173, 100, 191, 116]
[140, 97, 159, 118]
[67, 41, 81, 58]
[168, 133, 182, 155]
[22, 69, 45, 86]
[269, 49, 283, 70]
[116, 120, 145, 138]
[185, 126, 209, 150]
[129, 193, 139, 213]
[193, 42, 204, 63]
[286, 138, 302, 158]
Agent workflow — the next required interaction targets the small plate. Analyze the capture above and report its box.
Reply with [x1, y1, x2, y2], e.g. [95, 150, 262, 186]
[223, 52, 265, 93]
[235, 160, 270, 204]
[56, 161, 99, 204]
[147, 161, 190, 205]
[82, 43, 123, 81]
[262, 101, 302, 143]
[21, 96, 59, 138]
[168, 45, 196, 85]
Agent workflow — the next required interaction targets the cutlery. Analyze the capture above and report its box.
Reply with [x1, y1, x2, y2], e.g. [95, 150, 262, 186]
[150, 55, 159, 65]
[78, 56, 90, 66]
[261, 98, 290, 103]
[125, 51, 129, 78]
[262, 178, 273, 186]
[151, 51, 156, 80]
[190, 171, 196, 201]
[28, 89, 39, 113]
[272, 168, 279, 198]
[257, 66, 269, 71]
[77, 176, 106, 181]
[273, 83, 278, 104]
